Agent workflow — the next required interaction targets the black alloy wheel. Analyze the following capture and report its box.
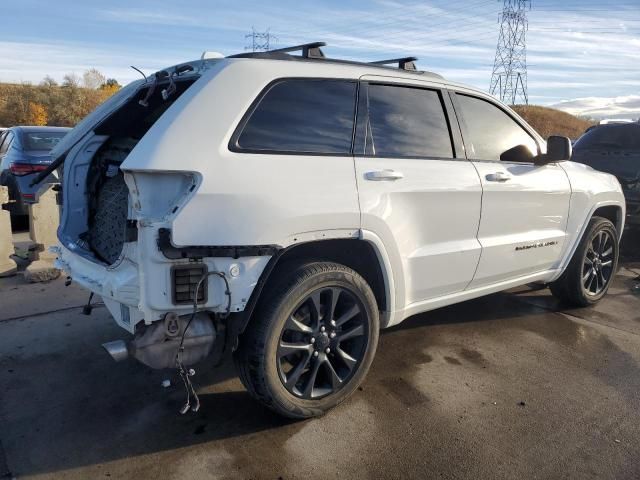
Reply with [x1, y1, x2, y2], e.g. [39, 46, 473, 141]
[234, 262, 379, 418]
[276, 286, 368, 399]
[582, 229, 615, 296]
[550, 216, 619, 307]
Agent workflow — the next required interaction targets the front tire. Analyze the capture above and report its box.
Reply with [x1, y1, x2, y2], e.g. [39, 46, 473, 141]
[234, 261, 379, 419]
[550, 216, 619, 307]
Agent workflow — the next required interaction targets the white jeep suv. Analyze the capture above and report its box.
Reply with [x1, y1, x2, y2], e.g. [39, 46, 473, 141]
[44, 43, 625, 418]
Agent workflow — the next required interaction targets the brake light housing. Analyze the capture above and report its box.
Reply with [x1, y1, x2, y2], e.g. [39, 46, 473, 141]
[9, 162, 49, 176]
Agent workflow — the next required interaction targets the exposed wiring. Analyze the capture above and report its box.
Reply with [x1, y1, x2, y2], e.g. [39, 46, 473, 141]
[138, 71, 163, 107]
[174, 269, 231, 414]
[130, 65, 147, 82]
[161, 71, 177, 101]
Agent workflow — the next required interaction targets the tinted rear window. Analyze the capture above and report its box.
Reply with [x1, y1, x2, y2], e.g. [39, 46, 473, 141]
[574, 124, 640, 151]
[236, 79, 357, 154]
[23, 131, 67, 151]
[359, 84, 453, 158]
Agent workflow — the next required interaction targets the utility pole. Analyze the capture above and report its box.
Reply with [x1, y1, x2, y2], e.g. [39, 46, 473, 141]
[489, 0, 531, 105]
[245, 27, 277, 52]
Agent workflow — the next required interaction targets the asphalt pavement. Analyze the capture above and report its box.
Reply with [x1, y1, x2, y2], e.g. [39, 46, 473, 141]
[1, 234, 639, 479]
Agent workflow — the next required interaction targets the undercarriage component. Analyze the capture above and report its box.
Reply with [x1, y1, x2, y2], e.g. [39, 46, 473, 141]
[102, 312, 216, 369]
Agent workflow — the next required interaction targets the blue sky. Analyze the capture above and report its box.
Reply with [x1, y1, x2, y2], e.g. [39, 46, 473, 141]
[2, 0, 639, 118]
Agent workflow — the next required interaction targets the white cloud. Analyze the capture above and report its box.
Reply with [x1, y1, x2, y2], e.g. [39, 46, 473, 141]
[1, 0, 639, 106]
[0, 40, 210, 85]
[550, 95, 640, 120]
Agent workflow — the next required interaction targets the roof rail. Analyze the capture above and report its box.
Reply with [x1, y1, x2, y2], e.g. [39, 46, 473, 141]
[370, 57, 418, 71]
[268, 42, 326, 59]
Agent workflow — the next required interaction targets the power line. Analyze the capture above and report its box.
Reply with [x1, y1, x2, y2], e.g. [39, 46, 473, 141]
[245, 27, 277, 52]
[490, 0, 531, 105]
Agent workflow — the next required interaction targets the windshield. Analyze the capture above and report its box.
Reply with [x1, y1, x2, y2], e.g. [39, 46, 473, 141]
[24, 131, 68, 151]
[574, 124, 640, 151]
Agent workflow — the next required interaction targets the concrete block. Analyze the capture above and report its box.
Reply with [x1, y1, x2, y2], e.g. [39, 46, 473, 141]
[29, 186, 60, 261]
[27, 186, 60, 280]
[0, 186, 17, 277]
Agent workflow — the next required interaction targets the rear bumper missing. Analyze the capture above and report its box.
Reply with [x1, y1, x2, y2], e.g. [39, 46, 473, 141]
[54, 226, 274, 334]
[54, 243, 144, 332]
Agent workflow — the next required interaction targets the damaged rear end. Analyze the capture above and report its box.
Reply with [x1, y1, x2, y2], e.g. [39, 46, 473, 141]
[54, 59, 271, 371]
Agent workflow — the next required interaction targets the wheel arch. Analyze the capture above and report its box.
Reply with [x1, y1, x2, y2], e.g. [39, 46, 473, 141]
[552, 200, 624, 281]
[593, 204, 624, 237]
[232, 237, 395, 347]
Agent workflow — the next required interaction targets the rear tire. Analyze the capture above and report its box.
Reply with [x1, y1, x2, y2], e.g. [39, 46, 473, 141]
[550, 216, 619, 307]
[234, 261, 379, 419]
[4, 175, 27, 217]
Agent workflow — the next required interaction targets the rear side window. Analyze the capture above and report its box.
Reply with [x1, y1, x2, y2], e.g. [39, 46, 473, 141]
[236, 79, 357, 154]
[357, 84, 453, 158]
[456, 94, 538, 161]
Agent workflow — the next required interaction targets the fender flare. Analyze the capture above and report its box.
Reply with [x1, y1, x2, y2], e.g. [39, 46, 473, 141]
[550, 200, 625, 282]
[229, 229, 401, 350]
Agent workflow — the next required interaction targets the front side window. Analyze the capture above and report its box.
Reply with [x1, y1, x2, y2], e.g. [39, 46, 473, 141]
[358, 84, 453, 158]
[236, 79, 357, 154]
[456, 94, 538, 161]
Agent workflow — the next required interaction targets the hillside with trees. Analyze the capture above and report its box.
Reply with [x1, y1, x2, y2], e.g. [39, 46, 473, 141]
[0, 74, 595, 142]
[512, 105, 594, 140]
[0, 69, 120, 128]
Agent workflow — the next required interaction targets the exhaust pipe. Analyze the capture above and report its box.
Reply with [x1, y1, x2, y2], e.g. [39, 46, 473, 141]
[102, 340, 129, 362]
[101, 313, 216, 368]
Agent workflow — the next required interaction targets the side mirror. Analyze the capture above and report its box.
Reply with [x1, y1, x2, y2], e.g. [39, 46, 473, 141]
[536, 136, 572, 165]
[500, 144, 535, 163]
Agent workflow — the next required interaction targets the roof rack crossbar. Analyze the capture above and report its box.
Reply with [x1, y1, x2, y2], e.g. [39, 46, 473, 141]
[370, 56, 418, 71]
[268, 42, 326, 59]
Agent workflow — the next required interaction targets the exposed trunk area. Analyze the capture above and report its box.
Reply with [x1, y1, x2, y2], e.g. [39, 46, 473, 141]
[62, 77, 198, 265]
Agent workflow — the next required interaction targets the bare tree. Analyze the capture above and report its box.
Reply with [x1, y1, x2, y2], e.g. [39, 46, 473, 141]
[62, 73, 81, 88]
[40, 76, 58, 88]
[82, 68, 106, 90]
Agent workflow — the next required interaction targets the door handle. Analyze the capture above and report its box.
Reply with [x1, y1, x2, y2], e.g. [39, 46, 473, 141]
[486, 172, 511, 182]
[364, 169, 404, 181]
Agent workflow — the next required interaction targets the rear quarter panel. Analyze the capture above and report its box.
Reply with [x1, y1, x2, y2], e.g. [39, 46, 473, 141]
[121, 59, 364, 247]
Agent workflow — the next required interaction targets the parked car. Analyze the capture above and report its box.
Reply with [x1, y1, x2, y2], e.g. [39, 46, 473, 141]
[0, 126, 70, 215]
[45, 43, 624, 418]
[572, 123, 640, 229]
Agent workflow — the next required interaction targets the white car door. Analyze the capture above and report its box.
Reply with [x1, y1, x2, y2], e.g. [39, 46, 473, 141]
[451, 92, 572, 288]
[354, 78, 483, 309]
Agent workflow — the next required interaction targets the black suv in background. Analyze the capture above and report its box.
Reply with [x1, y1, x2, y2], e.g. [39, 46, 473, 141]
[572, 123, 640, 229]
